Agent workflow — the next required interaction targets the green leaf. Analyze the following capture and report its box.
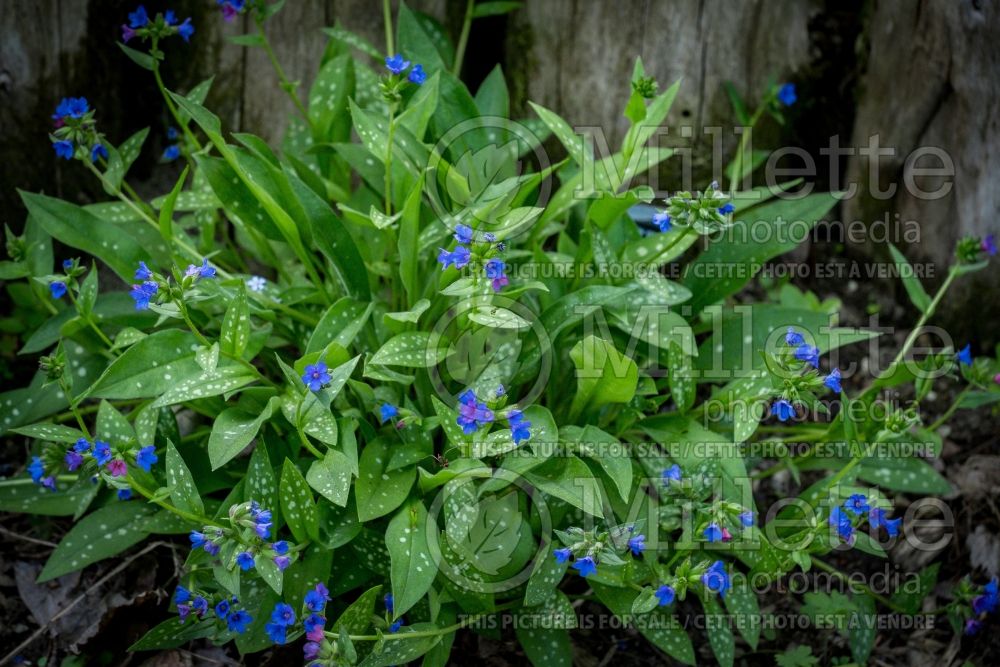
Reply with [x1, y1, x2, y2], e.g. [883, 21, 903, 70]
[358, 623, 442, 667]
[78, 264, 98, 316]
[523, 542, 569, 607]
[280, 460, 319, 542]
[129, 617, 215, 651]
[370, 332, 453, 368]
[398, 178, 423, 306]
[157, 166, 188, 246]
[568, 335, 638, 421]
[386, 500, 438, 619]
[776, 645, 818, 667]
[575, 425, 632, 502]
[473, 2, 523, 18]
[117, 42, 154, 70]
[20, 191, 152, 282]
[515, 595, 573, 667]
[848, 595, 877, 664]
[38, 502, 157, 581]
[888, 242, 931, 311]
[83, 330, 199, 399]
[245, 441, 278, 516]
[96, 399, 135, 443]
[208, 396, 280, 470]
[11, 422, 85, 443]
[329, 584, 383, 636]
[591, 582, 694, 664]
[0, 481, 96, 516]
[396, 3, 449, 73]
[857, 456, 951, 494]
[356, 440, 415, 521]
[307, 298, 373, 354]
[220, 284, 251, 357]
[306, 449, 354, 507]
[166, 441, 205, 516]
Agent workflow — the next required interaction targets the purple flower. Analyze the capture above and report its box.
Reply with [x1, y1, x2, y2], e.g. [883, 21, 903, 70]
[49, 281, 67, 299]
[553, 548, 572, 564]
[177, 18, 194, 42]
[829, 505, 854, 542]
[655, 584, 675, 606]
[218, 0, 245, 22]
[702, 560, 730, 597]
[571, 556, 597, 578]
[215, 598, 231, 620]
[485, 258, 509, 292]
[627, 534, 646, 557]
[794, 344, 820, 368]
[965, 619, 983, 635]
[274, 555, 291, 570]
[507, 409, 532, 444]
[65, 449, 84, 471]
[869, 508, 901, 538]
[177, 603, 191, 622]
[254, 522, 271, 539]
[204, 541, 221, 556]
[107, 459, 128, 477]
[982, 234, 997, 256]
[385, 54, 410, 74]
[304, 612, 326, 640]
[130, 281, 158, 310]
[163, 145, 180, 161]
[770, 398, 796, 422]
[134, 261, 153, 280]
[237, 552, 255, 571]
[227, 609, 252, 634]
[128, 5, 149, 28]
[653, 211, 672, 232]
[135, 445, 157, 472]
[777, 83, 797, 106]
[379, 403, 399, 424]
[41, 476, 57, 491]
[739, 511, 754, 528]
[957, 344, 973, 366]
[93, 441, 112, 466]
[437, 245, 471, 270]
[408, 64, 427, 85]
[121, 24, 136, 42]
[703, 523, 724, 543]
[90, 144, 108, 163]
[304, 642, 321, 660]
[662, 464, 682, 484]
[785, 327, 804, 346]
[302, 361, 332, 392]
[718, 203, 735, 215]
[824, 368, 842, 393]
[456, 389, 494, 434]
[843, 494, 870, 516]
[185, 258, 216, 279]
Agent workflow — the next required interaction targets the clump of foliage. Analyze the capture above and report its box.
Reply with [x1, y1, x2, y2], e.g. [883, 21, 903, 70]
[2, 2, 999, 666]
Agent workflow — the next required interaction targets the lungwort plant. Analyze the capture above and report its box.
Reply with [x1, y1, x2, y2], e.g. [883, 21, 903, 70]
[3, 2, 998, 666]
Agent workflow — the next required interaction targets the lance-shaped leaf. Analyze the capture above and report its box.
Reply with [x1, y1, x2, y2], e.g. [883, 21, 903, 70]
[386, 500, 438, 619]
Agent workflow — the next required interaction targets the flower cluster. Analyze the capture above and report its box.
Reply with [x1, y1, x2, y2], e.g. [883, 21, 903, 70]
[262, 582, 330, 648]
[768, 327, 843, 422]
[828, 494, 901, 544]
[49, 97, 108, 163]
[437, 225, 510, 291]
[653, 181, 736, 236]
[965, 578, 999, 635]
[456, 389, 495, 434]
[130, 261, 160, 310]
[47, 257, 88, 301]
[121, 6, 194, 44]
[174, 585, 252, 633]
[190, 501, 295, 572]
[385, 54, 426, 86]
[163, 126, 181, 162]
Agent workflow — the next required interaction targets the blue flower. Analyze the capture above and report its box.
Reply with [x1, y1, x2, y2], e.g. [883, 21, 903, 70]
[408, 64, 427, 85]
[739, 511, 754, 528]
[28, 457, 45, 484]
[93, 441, 112, 466]
[553, 548, 572, 564]
[485, 258, 509, 292]
[270, 602, 296, 626]
[253, 518, 271, 540]
[128, 6, 149, 28]
[227, 609, 252, 634]
[384, 593, 394, 614]
[117, 487, 133, 500]
[129, 281, 158, 310]
[302, 361, 331, 392]
[184, 258, 216, 279]
[972, 578, 998, 615]
[824, 368, 842, 393]
[237, 552, 255, 571]
[304, 583, 329, 612]
[957, 344, 973, 366]
[62, 259, 74, 270]
[166, 127, 179, 140]
[271, 540, 289, 555]
[215, 598, 231, 620]
[389, 618, 404, 633]
[177, 18, 195, 42]
[507, 409, 532, 444]
[174, 585, 191, 604]
[966, 619, 983, 635]
[73, 438, 91, 454]
[652, 211, 672, 232]
[65, 449, 84, 471]
[265, 622, 287, 644]
[385, 54, 410, 74]
[703, 523, 724, 542]
[90, 144, 108, 163]
[662, 464, 682, 485]
[869, 508, 901, 538]
[843, 494, 870, 516]
[164, 10, 177, 25]
[437, 245, 471, 270]
[304, 612, 326, 635]
[274, 555, 291, 570]
[718, 203, 735, 215]
[191, 596, 208, 617]
[189, 531, 207, 549]
[135, 445, 157, 472]
[379, 403, 399, 424]
[829, 505, 854, 542]
[204, 541, 220, 556]
[627, 534, 646, 557]
[702, 560, 730, 597]
[52, 97, 89, 121]
[794, 344, 820, 368]
[454, 224, 473, 244]
[777, 83, 797, 106]
[49, 281, 67, 299]
[218, 0, 245, 22]
[163, 145, 180, 161]
[571, 556, 597, 578]
[785, 327, 804, 346]
[655, 584, 675, 606]
[134, 261, 153, 281]
[770, 398, 796, 422]
[982, 234, 997, 256]
[53, 140, 74, 160]
[456, 389, 494, 434]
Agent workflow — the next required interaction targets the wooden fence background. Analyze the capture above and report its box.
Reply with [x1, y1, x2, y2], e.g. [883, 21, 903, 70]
[1, 0, 998, 338]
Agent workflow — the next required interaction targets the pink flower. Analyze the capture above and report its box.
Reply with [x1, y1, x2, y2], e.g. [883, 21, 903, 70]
[107, 459, 128, 477]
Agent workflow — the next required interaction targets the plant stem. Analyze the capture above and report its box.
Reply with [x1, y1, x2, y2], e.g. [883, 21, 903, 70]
[177, 300, 211, 346]
[383, 0, 394, 56]
[883, 267, 959, 376]
[453, 0, 475, 77]
[129, 476, 223, 528]
[255, 18, 312, 128]
[728, 106, 764, 193]
[337, 601, 521, 642]
[66, 290, 117, 354]
[60, 378, 91, 438]
[927, 385, 972, 432]
[150, 40, 203, 153]
[384, 106, 396, 217]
